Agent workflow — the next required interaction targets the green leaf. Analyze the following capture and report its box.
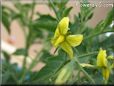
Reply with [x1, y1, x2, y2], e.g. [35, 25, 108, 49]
[31, 55, 66, 83]
[13, 48, 27, 56]
[1, 5, 17, 34]
[48, 0, 69, 9]
[92, 8, 113, 34]
[14, 1, 22, 10]
[70, 15, 81, 33]
[2, 60, 18, 83]
[26, 28, 43, 48]
[1, 7, 11, 34]
[40, 50, 52, 63]
[86, 8, 114, 40]
[11, 13, 22, 20]
[90, 20, 104, 36]
[60, 0, 69, 6]
[100, 34, 114, 49]
[2, 51, 10, 62]
[14, 1, 33, 12]
[32, 15, 57, 32]
[80, 0, 94, 22]
[86, 12, 93, 21]
[103, 8, 114, 28]
[62, 7, 73, 17]
[2, 71, 11, 84]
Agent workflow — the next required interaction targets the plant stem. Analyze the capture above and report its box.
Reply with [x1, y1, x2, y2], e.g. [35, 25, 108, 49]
[28, 51, 43, 71]
[18, 1, 36, 84]
[84, 29, 114, 40]
[53, 47, 58, 54]
[73, 50, 98, 84]
[84, 32, 101, 40]
[49, 0, 60, 21]
[77, 51, 98, 58]
[74, 57, 95, 84]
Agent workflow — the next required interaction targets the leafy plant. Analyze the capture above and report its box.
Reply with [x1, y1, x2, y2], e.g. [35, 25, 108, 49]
[1, 0, 114, 85]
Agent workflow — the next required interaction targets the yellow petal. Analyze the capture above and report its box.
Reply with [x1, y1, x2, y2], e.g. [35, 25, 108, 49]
[66, 35, 83, 47]
[102, 68, 110, 81]
[52, 35, 64, 47]
[97, 48, 107, 67]
[58, 17, 69, 35]
[53, 27, 60, 39]
[60, 42, 73, 59]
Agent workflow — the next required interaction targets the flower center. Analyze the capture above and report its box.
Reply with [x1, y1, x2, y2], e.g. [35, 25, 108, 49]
[54, 35, 64, 47]
[58, 35, 65, 43]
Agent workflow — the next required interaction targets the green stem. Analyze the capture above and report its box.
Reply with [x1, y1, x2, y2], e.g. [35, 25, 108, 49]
[28, 51, 43, 71]
[74, 58, 95, 84]
[49, 0, 60, 21]
[18, 1, 36, 84]
[53, 47, 58, 54]
[85, 30, 114, 40]
[77, 51, 98, 58]
[84, 32, 100, 40]
[30, 0, 35, 22]
[18, 51, 28, 84]
[78, 21, 86, 34]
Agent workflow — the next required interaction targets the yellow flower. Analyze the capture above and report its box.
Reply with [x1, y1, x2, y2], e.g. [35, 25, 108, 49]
[97, 48, 108, 67]
[102, 68, 110, 81]
[96, 48, 112, 82]
[51, 17, 83, 59]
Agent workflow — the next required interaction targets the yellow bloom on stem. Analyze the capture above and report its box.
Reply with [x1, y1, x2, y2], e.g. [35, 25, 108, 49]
[96, 48, 111, 82]
[97, 48, 108, 67]
[51, 17, 83, 59]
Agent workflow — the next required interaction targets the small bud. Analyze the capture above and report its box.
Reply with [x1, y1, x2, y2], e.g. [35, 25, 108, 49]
[55, 61, 74, 84]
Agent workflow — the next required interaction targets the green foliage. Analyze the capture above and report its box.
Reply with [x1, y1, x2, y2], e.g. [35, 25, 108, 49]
[13, 48, 27, 56]
[31, 15, 57, 32]
[30, 55, 66, 84]
[1, 0, 114, 85]
[1, 6, 12, 34]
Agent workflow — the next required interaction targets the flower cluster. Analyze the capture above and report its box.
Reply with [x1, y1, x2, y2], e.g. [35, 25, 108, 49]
[51, 17, 113, 84]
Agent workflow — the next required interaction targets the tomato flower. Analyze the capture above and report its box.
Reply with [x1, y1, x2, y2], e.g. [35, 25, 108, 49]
[51, 17, 83, 59]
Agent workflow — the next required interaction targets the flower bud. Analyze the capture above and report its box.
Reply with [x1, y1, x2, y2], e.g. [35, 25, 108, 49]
[55, 61, 74, 84]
